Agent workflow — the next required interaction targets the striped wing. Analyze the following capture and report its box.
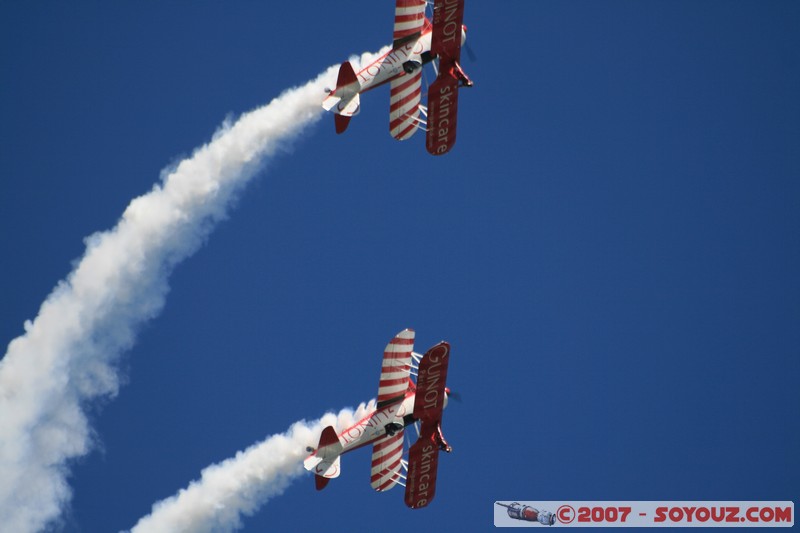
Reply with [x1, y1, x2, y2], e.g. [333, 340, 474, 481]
[390, 72, 423, 141]
[390, 0, 426, 140]
[377, 329, 414, 407]
[371, 432, 405, 491]
[393, 0, 426, 44]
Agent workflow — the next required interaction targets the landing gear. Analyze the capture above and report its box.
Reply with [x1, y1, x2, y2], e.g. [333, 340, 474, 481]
[434, 422, 452, 453]
[452, 61, 473, 88]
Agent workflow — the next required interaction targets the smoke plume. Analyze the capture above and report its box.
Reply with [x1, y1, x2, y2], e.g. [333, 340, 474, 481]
[130, 401, 375, 533]
[0, 51, 381, 533]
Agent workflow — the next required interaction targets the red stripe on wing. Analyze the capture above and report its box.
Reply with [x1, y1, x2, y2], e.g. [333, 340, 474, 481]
[379, 377, 411, 389]
[371, 457, 402, 483]
[377, 329, 415, 403]
[372, 434, 404, 457]
[382, 352, 411, 359]
[393, 122, 418, 142]
[391, 74, 421, 98]
[390, 87, 422, 115]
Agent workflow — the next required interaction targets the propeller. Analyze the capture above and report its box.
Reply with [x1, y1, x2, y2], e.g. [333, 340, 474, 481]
[464, 42, 477, 63]
[447, 389, 462, 403]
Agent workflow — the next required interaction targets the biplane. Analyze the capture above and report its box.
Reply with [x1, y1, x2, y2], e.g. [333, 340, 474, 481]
[322, 0, 473, 155]
[303, 329, 453, 509]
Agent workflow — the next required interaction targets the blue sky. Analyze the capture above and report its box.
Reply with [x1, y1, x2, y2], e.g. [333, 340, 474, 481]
[1, 2, 798, 531]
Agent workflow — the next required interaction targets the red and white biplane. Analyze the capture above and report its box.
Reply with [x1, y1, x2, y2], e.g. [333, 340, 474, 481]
[323, 0, 473, 155]
[303, 329, 453, 509]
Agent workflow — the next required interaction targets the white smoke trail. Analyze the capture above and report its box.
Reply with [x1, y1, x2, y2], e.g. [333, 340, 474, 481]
[0, 50, 383, 533]
[129, 401, 375, 533]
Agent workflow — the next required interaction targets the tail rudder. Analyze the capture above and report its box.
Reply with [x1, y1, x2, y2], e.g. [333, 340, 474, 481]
[334, 61, 359, 94]
[304, 425, 344, 490]
[310, 454, 341, 490]
[335, 114, 352, 134]
[303, 425, 343, 468]
[317, 425, 343, 453]
[322, 61, 362, 134]
[315, 474, 331, 491]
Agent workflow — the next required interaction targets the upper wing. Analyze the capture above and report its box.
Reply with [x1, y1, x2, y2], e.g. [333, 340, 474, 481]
[390, 72, 422, 141]
[377, 329, 415, 407]
[370, 431, 405, 491]
[431, 0, 465, 60]
[393, 0, 427, 46]
[412, 341, 450, 422]
[426, 0, 467, 155]
[389, 0, 425, 140]
[405, 342, 451, 508]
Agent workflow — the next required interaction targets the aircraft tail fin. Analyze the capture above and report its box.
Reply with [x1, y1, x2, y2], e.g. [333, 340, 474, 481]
[303, 425, 344, 490]
[334, 60, 359, 94]
[309, 453, 341, 491]
[317, 425, 343, 454]
[322, 61, 362, 134]
[335, 114, 352, 134]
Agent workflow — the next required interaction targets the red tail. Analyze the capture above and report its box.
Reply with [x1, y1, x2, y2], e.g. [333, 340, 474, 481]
[335, 61, 358, 90]
[317, 425, 340, 449]
[315, 474, 330, 491]
[310, 425, 342, 491]
[335, 114, 351, 134]
[330, 62, 360, 134]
